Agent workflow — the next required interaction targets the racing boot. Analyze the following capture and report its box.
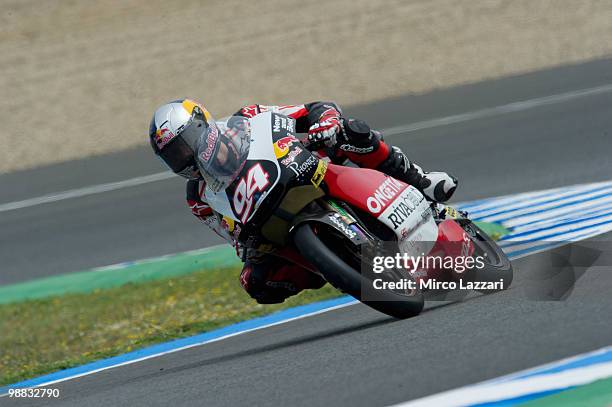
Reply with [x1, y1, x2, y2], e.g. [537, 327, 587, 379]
[240, 257, 326, 304]
[377, 145, 458, 202]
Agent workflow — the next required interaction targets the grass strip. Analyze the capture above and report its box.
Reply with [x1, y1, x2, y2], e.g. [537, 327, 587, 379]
[0, 266, 340, 386]
[521, 377, 612, 406]
[474, 220, 511, 240]
[0, 246, 240, 305]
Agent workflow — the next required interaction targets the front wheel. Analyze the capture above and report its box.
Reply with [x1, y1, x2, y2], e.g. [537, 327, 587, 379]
[459, 219, 513, 292]
[294, 223, 424, 319]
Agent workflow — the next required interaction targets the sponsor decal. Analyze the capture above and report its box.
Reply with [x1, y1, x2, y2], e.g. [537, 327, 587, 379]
[155, 125, 176, 149]
[328, 213, 357, 239]
[444, 206, 460, 219]
[287, 155, 317, 177]
[273, 136, 298, 158]
[366, 177, 405, 214]
[200, 125, 219, 161]
[310, 159, 328, 188]
[221, 216, 235, 233]
[280, 146, 303, 166]
[421, 206, 432, 222]
[272, 114, 295, 133]
[386, 189, 425, 229]
[273, 114, 282, 133]
[202, 214, 219, 230]
[339, 144, 374, 154]
[232, 163, 270, 223]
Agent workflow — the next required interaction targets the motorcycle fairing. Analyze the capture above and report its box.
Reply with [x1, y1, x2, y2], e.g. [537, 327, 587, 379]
[323, 163, 437, 256]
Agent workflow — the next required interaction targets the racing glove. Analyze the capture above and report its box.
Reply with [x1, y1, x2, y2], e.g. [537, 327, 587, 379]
[306, 108, 342, 149]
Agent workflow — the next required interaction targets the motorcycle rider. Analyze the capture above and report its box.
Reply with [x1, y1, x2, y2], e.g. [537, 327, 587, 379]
[149, 99, 457, 304]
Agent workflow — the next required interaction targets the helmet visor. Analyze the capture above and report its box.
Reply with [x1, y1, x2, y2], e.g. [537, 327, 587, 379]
[157, 114, 209, 177]
[158, 136, 196, 174]
[196, 116, 250, 192]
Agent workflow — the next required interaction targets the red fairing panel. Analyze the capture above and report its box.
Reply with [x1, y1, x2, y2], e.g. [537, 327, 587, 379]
[323, 164, 409, 216]
[430, 219, 475, 280]
[434, 220, 475, 257]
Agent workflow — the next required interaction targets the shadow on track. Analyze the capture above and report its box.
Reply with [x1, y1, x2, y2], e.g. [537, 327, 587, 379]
[124, 292, 500, 387]
[118, 315, 398, 386]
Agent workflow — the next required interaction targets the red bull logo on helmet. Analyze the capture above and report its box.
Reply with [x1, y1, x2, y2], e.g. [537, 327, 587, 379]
[155, 127, 176, 149]
[200, 124, 219, 161]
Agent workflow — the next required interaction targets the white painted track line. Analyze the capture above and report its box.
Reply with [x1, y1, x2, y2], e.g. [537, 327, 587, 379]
[383, 83, 612, 136]
[0, 172, 174, 213]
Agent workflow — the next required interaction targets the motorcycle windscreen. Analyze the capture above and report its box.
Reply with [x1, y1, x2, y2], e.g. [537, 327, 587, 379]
[196, 116, 251, 193]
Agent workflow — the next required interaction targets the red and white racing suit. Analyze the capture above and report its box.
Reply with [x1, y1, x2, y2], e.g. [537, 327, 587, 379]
[186, 101, 456, 304]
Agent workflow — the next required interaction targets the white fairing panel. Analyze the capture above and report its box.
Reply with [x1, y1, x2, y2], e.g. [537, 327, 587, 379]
[377, 186, 438, 257]
[247, 112, 280, 162]
[204, 188, 235, 220]
[203, 112, 281, 222]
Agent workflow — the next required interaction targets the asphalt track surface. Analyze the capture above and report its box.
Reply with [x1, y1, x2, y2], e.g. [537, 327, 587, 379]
[2, 58, 612, 406]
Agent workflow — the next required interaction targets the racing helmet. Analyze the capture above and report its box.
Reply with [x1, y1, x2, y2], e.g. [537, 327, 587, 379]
[149, 99, 214, 179]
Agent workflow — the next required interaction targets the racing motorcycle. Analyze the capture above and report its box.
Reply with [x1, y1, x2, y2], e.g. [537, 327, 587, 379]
[204, 112, 513, 319]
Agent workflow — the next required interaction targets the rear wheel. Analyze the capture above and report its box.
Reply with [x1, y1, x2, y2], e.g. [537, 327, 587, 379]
[294, 223, 424, 319]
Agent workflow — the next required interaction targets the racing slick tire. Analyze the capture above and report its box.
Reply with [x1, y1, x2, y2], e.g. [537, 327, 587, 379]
[294, 223, 424, 319]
